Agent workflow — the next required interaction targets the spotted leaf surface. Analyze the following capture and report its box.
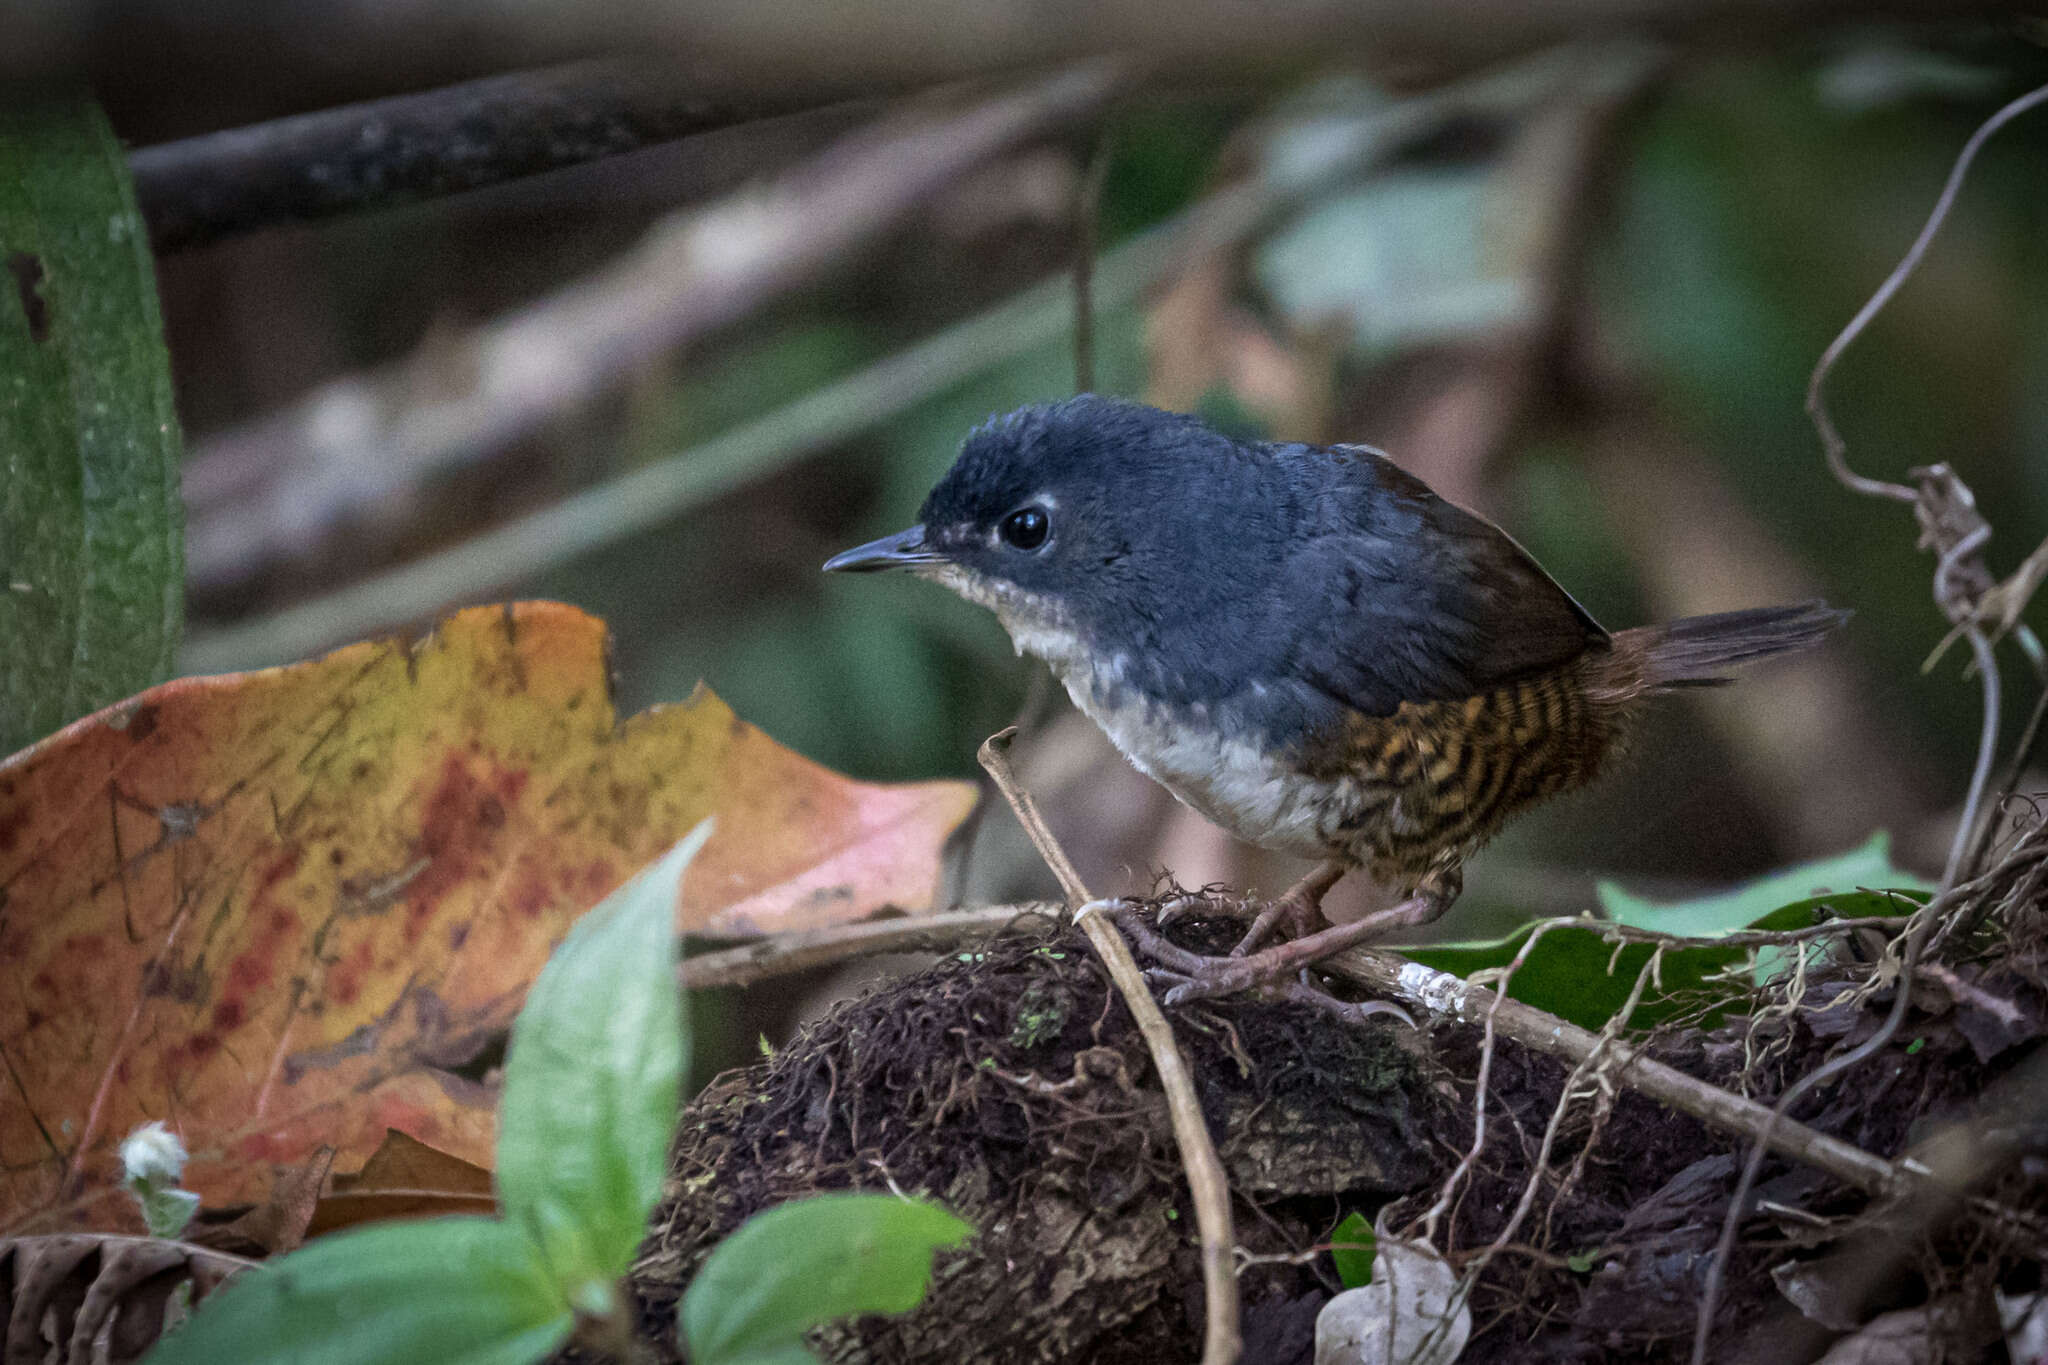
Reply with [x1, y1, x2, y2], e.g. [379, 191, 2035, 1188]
[0, 602, 975, 1233]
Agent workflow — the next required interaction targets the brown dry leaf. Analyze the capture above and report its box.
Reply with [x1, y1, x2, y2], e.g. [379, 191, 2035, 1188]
[188, 1144, 337, 1257]
[0, 602, 976, 1234]
[303, 1129, 497, 1238]
[0, 1233, 251, 1365]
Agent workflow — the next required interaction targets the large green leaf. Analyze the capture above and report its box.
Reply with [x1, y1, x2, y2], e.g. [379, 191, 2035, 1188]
[495, 820, 704, 1306]
[1408, 837, 1928, 1031]
[145, 1217, 571, 1365]
[1595, 831, 1932, 935]
[681, 1194, 972, 1365]
[0, 97, 182, 754]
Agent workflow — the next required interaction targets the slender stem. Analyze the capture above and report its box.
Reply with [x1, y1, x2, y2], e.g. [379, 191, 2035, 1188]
[678, 905, 1060, 989]
[978, 731, 1241, 1365]
[1072, 128, 1112, 394]
[1944, 628, 2002, 890]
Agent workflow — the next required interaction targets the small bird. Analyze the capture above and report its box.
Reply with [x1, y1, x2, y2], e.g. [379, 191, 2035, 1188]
[826, 396, 1846, 1003]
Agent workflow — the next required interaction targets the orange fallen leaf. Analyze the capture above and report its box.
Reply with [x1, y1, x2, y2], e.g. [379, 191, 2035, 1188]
[0, 602, 975, 1234]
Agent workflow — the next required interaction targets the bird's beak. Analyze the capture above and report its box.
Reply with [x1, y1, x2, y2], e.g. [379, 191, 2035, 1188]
[822, 525, 944, 573]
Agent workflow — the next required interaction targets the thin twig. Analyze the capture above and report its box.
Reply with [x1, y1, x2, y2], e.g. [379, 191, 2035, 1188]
[677, 905, 1060, 989]
[1946, 628, 2003, 889]
[1330, 947, 1901, 1198]
[1572, 911, 1913, 953]
[1805, 79, 2048, 503]
[978, 729, 1240, 1365]
[1960, 683, 2048, 888]
[1114, 914, 1901, 1197]
[659, 900, 1919, 995]
[1072, 127, 1112, 394]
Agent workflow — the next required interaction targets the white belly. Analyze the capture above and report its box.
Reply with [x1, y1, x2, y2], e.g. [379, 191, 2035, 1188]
[947, 571, 1365, 858]
[1056, 663, 1345, 860]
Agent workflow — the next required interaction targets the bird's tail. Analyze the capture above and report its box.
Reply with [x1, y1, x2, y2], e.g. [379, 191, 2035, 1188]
[1611, 601, 1851, 691]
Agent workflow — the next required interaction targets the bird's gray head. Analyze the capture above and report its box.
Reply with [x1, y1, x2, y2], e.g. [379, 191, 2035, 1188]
[824, 396, 1294, 670]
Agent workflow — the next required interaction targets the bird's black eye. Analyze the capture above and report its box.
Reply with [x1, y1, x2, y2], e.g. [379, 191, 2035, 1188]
[1000, 506, 1050, 551]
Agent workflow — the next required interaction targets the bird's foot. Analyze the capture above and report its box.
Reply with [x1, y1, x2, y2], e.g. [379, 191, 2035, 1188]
[1117, 883, 1454, 1014]
[1105, 896, 1425, 1023]
[1228, 859, 1350, 957]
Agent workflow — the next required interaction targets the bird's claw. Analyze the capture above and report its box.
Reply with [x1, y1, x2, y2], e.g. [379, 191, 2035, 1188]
[1158, 960, 1260, 1007]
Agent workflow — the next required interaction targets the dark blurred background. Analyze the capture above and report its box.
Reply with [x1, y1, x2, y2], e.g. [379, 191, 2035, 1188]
[79, 20, 2048, 960]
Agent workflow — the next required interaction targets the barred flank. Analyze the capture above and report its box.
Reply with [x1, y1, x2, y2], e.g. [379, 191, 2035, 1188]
[1324, 599, 1847, 883]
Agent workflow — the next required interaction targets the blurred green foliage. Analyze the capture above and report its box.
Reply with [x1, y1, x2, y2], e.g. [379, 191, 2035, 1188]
[1592, 50, 2048, 770]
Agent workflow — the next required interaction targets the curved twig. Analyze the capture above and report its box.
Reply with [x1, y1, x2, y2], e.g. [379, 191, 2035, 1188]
[1806, 80, 2048, 503]
[1693, 78, 2048, 1364]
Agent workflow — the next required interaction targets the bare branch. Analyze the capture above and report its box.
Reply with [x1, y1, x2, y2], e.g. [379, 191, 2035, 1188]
[1807, 81, 2048, 503]
[130, 62, 815, 252]
[179, 64, 1121, 594]
[1122, 917, 1903, 1198]
[4, 0, 1995, 103]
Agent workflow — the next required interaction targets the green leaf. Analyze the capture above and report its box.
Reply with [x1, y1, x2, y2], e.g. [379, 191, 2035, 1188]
[1410, 837, 1928, 1031]
[1256, 169, 1523, 358]
[1330, 1212, 1376, 1288]
[681, 1194, 972, 1365]
[1596, 832, 1932, 936]
[0, 97, 182, 756]
[1405, 920, 1720, 1032]
[132, 1182, 200, 1240]
[145, 1217, 570, 1365]
[496, 821, 706, 1301]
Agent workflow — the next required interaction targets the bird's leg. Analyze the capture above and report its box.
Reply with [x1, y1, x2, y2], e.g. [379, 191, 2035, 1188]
[1228, 858, 1349, 957]
[1152, 864, 1462, 1008]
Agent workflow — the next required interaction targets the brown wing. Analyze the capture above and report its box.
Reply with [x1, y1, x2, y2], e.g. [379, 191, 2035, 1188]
[1281, 447, 1608, 718]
